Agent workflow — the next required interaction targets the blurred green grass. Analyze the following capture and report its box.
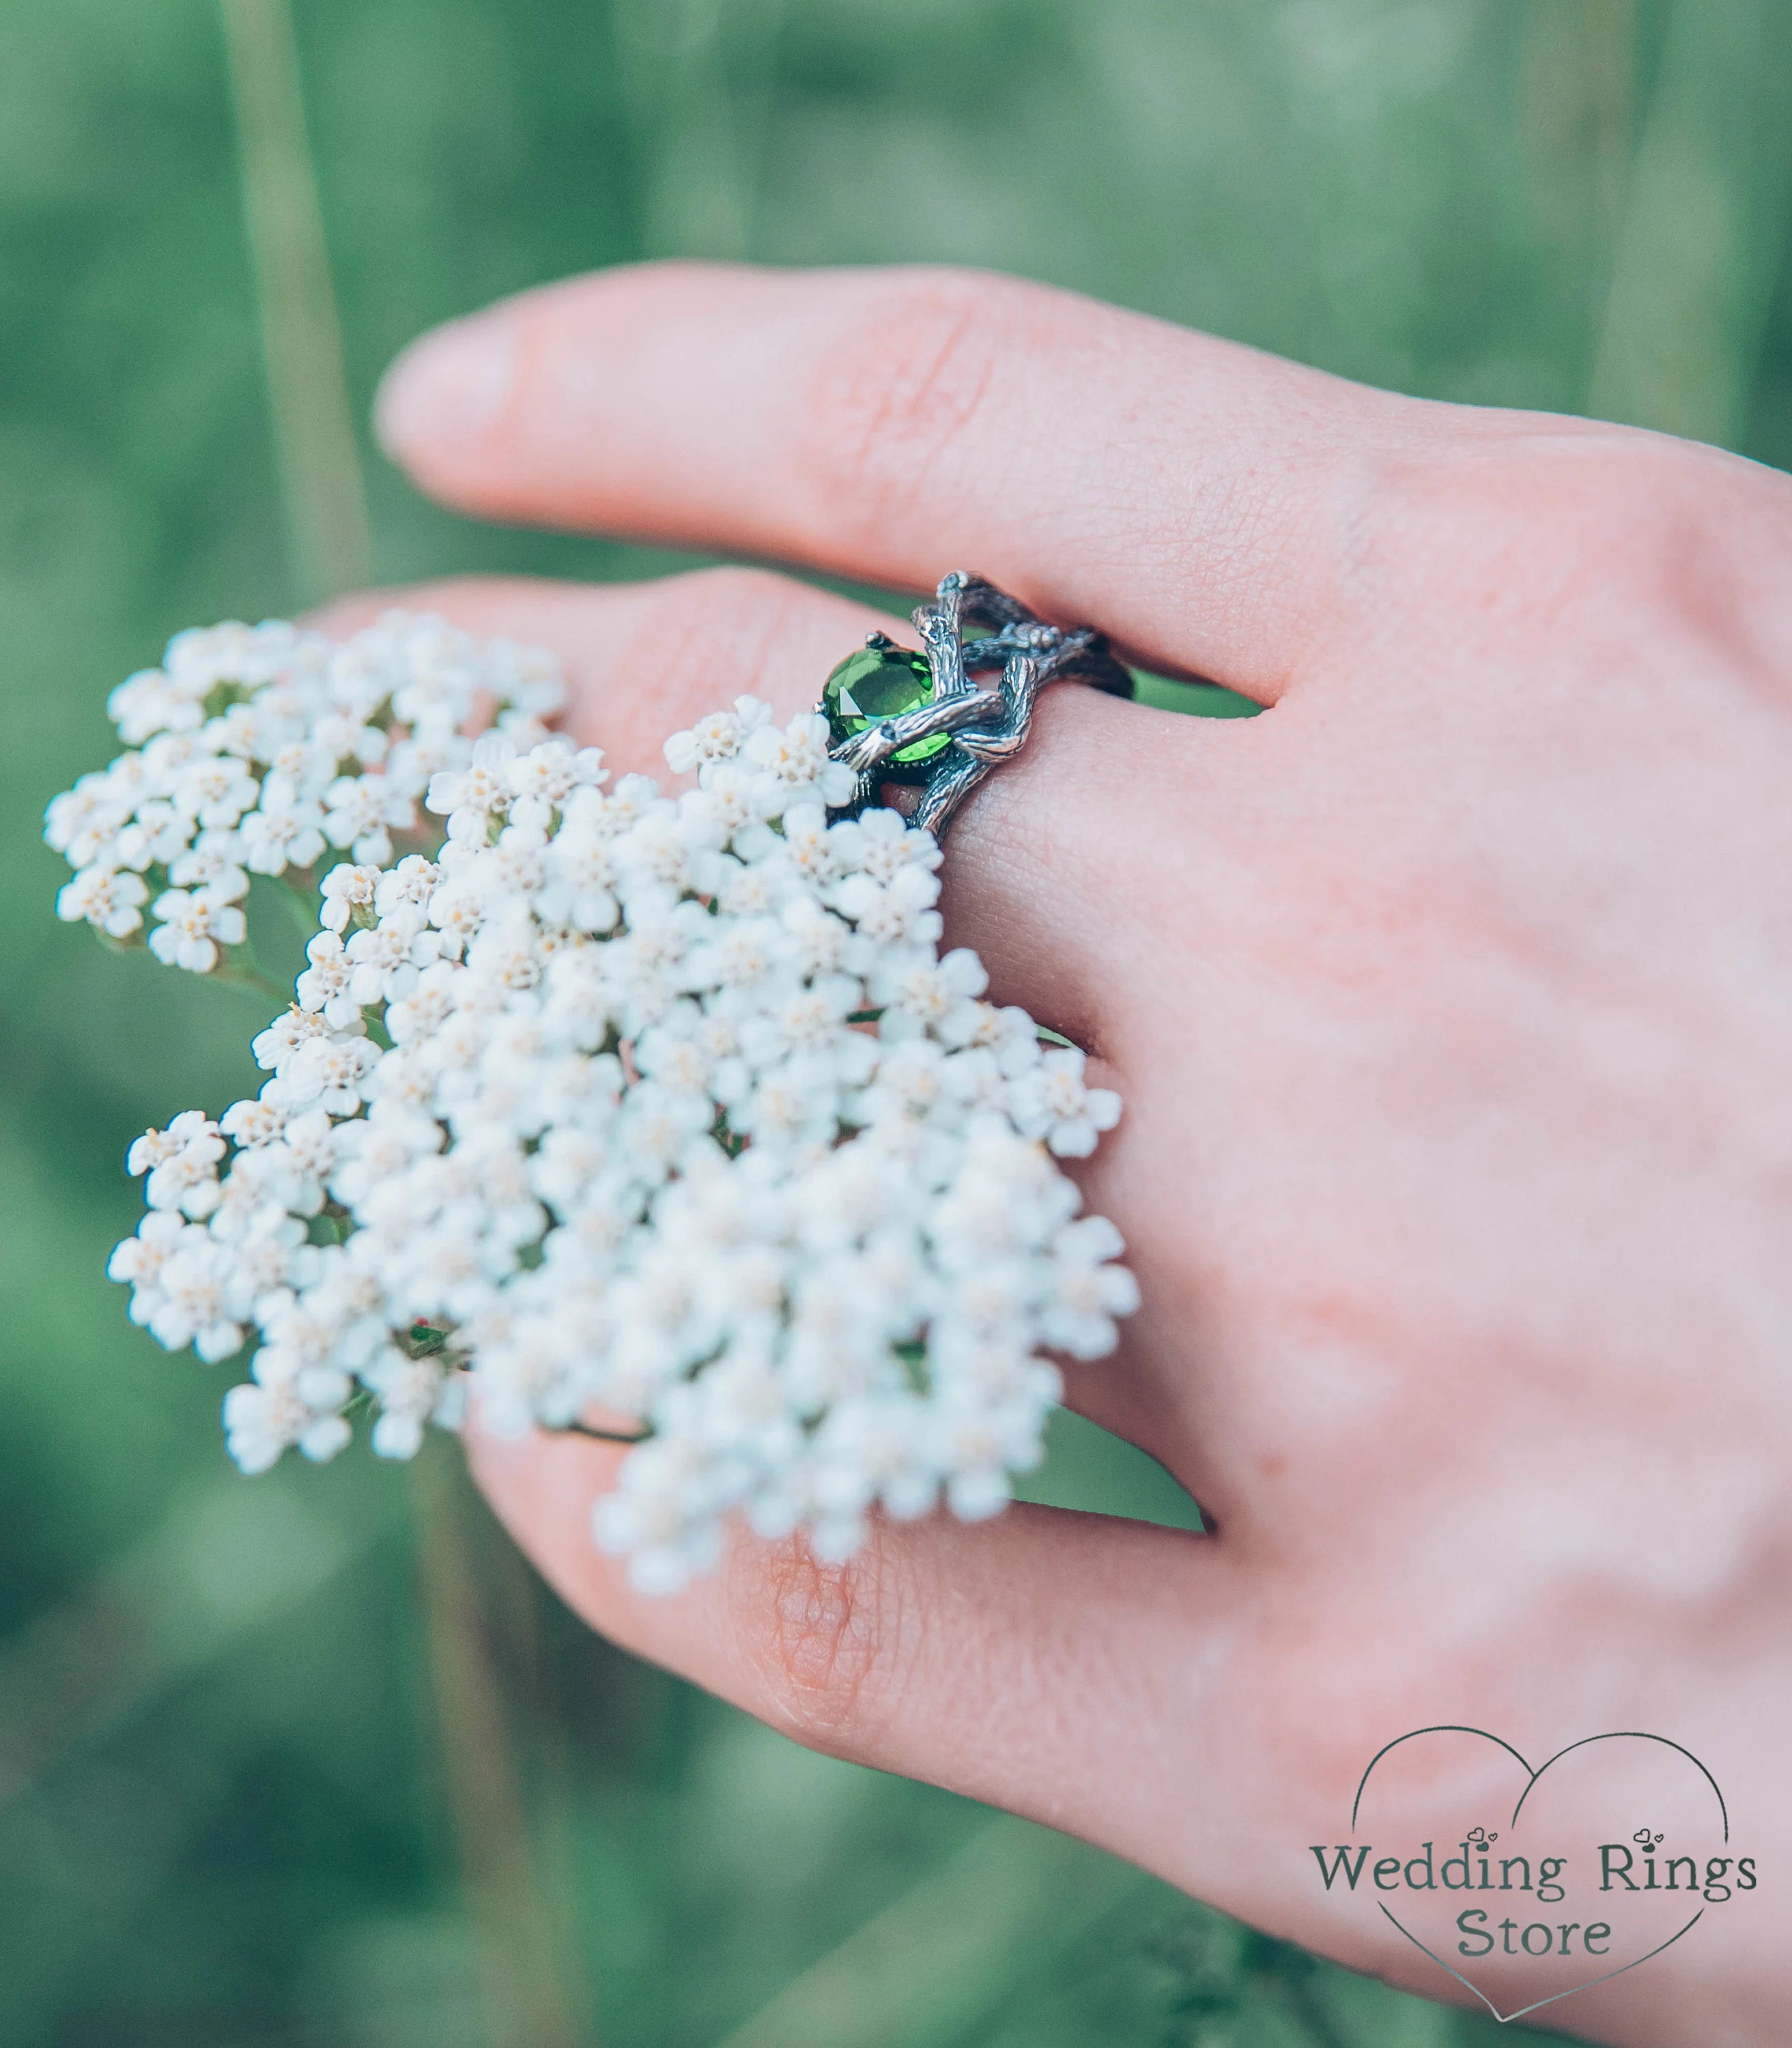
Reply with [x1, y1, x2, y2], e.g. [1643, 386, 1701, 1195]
[5, 2, 1791, 2043]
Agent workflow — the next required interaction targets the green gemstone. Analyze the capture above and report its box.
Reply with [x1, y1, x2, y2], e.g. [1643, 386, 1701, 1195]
[821, 643, 950, 779]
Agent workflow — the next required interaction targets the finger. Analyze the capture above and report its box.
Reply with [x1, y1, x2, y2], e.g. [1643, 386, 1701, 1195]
[468, 1417, 1242, 1874]
[311, 567, 883, 780]
[474, 1421, 1596, 2015]
[309, 569, 1240, 1059]
[373, 261, 1434, 700]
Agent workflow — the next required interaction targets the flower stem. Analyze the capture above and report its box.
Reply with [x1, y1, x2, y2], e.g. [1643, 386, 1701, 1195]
[276, 873, 320, 939]
[212, 959, 290, 1006]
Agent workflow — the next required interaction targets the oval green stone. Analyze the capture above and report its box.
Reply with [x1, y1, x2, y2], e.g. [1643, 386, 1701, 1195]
[821, 644, 950, 776]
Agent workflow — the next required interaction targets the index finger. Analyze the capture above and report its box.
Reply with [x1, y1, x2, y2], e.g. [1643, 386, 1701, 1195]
[375, 261, 1438, 702]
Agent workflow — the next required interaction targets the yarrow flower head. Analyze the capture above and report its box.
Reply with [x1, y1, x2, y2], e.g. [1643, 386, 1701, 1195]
[68, 617, 1137, 1593]
[46, 610, 564, 980]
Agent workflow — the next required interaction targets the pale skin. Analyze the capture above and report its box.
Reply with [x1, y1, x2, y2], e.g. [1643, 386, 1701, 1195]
[345, 262, 1792, 2043]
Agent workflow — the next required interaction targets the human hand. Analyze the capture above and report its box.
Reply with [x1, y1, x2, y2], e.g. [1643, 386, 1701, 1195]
[361, 261, 1792, 2043]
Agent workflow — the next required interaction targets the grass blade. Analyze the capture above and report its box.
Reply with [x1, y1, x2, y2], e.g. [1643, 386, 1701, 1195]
[220, 0, 371, 603]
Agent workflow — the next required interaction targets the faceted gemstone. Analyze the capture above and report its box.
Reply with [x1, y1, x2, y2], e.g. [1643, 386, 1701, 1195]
[821, 643, 950, 779]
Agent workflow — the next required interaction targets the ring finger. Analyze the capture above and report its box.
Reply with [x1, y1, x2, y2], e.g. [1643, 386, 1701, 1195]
[316, 563, 1228, 1059]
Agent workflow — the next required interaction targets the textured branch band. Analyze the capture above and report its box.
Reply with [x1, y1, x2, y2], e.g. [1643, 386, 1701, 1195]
[817, 572, 1133, 836]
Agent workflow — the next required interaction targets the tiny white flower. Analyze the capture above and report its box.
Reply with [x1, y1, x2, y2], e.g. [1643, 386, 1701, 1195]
[295, 930, 364, 1030]
[147, 1238, 243, 1360]
[742, 711, 858, 808]
[279, 1033, 379, 1115]
[832, 862, 943, 954]
[252, 1006, 341, 1073]
[223, 1372, 348, 1475]
[1008, 1046, 1122, 1158]
[373, 854, 443, 918]
[45, 771, 137, 866]
[173, 754, 260, 829]
[168, 829, 250, 900]
[351, 1345, 446, 1460]
[771, 803, 843, 885]
[128, 1110, 223, 1178]
[57, 864, 149, 938]
[109, 668, 205, 745]
[1038, 1215, 1139, 1359]
[113, 800, 193, 873]
[662, 696, 771, 777]
[220, 1096, 290, 1148]
[108, 1210, 199, 1296]
[425, 730, 516, 823]
[319, 862, 382, 931]
[872, 945, 987, 1040]
[502, 736, 607, 816]
[241, 795, 328, 876]
[831, 806, 942, 885]
[311, 709, 388, 769]
[322, 772, 415, 866]
[147, 888, 247, 973]
[345, 911, 440, 1006]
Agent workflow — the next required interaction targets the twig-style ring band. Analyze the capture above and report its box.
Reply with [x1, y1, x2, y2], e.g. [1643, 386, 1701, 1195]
[816, 571, 1133, 837]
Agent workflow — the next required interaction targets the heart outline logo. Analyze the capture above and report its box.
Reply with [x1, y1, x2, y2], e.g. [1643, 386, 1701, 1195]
[1347, 1725, 1729, 2025]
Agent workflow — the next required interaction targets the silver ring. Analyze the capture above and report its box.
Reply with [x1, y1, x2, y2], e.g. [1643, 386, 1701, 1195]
[816, 571, 1133, 837]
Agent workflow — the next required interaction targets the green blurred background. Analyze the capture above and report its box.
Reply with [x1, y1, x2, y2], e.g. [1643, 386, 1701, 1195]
[5, 2, 1791, 2042]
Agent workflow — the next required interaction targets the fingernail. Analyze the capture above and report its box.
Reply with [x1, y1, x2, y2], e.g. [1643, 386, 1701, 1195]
[374, 313, 516, 459]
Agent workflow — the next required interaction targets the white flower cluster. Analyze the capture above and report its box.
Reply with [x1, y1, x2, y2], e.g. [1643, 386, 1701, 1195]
[83, 621, 1135, 1593]
[45, 613, 564, 973]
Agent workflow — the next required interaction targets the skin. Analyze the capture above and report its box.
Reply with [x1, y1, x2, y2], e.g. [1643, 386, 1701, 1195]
[347, 261, 1792, 2043]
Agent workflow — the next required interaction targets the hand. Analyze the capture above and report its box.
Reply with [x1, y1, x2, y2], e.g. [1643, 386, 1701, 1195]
[358, 261, 1792, 2043]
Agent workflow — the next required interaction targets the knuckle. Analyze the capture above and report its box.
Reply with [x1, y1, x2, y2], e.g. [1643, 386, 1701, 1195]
[618, 565, 814, 701]
[728, 1527, 905, 1754]
[1344, 426, 1757, 621]
[674, 562, 779, 601]
[666, 563, 800, 634]
[392, 572, 521, 612]
[803, 270, 1019, 543]
[307, 573, 537, 641]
